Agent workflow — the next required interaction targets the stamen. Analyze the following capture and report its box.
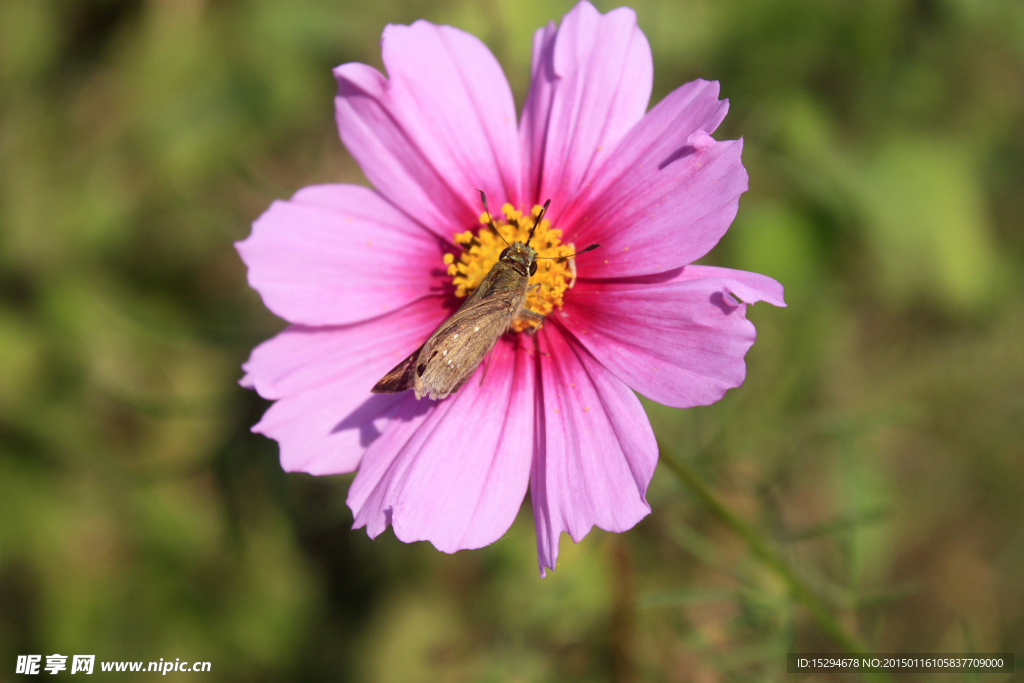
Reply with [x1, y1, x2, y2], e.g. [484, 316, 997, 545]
[445, 203, 578, 332]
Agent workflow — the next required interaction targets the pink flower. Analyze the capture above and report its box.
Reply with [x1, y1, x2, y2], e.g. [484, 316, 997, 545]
[237, 1, 785, 576]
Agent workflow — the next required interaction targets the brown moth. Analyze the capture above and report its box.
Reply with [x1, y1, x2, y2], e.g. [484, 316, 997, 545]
[372, 192, 598, 400]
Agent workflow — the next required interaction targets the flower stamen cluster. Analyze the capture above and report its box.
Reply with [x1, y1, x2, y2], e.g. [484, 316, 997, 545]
[443, 203, 577, 331]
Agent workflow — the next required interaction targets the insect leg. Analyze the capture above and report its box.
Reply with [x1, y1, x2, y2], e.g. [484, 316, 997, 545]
[477, 346, 494, 387]
[514, 308, 545, 334]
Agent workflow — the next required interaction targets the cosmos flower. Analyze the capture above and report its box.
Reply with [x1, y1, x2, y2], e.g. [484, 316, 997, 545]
[237, 1, 785, 576]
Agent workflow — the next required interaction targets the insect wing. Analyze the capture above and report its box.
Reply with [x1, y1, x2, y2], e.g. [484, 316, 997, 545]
[371, 344, 422, 394]
[415, 297, 514, 400]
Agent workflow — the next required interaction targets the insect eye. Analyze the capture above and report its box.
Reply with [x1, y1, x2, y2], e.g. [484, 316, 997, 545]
[499, 248, 510, 260]
[529, 260, 537, 276]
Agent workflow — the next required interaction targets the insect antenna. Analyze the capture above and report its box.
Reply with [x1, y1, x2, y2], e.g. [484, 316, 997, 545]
[526, 199, 552, 246]
[535, 243, 601, 259]
[477, 190, 512, 248]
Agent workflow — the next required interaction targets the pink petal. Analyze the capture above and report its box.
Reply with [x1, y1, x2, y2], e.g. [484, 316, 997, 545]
[347, 336, 535, 553]
[244, 296, 449, 475]
[530, 324, 658, 576]
[559, 80, 745, 278]
[236, 184, 442, 326]
[521, 1, 653, 212]
[334, 20, 521, 236]
[558, 265, 785, 409]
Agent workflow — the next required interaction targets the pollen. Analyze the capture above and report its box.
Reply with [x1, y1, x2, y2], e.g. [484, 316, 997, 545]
[446, 203, 578, 332]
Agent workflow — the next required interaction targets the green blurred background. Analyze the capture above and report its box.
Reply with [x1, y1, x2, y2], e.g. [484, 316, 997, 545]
[1, 0, 1022, 680]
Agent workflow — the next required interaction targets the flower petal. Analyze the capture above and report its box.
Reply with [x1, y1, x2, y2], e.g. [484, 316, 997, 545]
[530, 324, 658, 576]
[521, 1, 653, 211]
[334, 20, 521, 235]
[347, 336, 535, 552]
[558, 265, 785, 409]
[560, 80, 744, 278]
[244, 296, 449, 474]
[236, 184, 443, 326]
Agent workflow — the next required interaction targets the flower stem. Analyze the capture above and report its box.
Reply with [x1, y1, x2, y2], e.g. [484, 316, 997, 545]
[660, 452, 893, 683]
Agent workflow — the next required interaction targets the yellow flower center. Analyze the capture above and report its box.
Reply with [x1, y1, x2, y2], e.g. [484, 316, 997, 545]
[442, 203, 577, 332]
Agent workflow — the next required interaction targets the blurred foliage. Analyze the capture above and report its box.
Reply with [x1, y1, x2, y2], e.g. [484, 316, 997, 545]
[1, 0, 1022, 681]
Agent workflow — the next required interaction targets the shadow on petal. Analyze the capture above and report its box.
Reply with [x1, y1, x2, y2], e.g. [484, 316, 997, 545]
[709, 290, 741, 315]
[331, 392, 432, 448]
[657, 144, 697, 171]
